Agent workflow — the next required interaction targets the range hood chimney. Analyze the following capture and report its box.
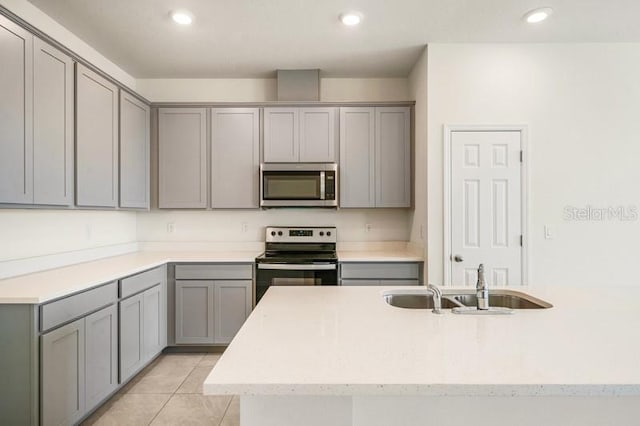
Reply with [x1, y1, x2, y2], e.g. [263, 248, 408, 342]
[277, 69, 320, 101]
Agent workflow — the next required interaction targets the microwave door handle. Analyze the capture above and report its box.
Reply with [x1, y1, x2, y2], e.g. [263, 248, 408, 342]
[257, 263, 337, 271]
[319, 171, 326, 200]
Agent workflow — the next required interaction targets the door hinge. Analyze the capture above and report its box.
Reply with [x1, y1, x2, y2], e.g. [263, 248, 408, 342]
[520, 235, 523, 247]
[520, 150, 523, 163]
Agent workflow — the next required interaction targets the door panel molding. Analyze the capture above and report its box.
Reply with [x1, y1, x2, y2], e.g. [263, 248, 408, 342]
[443, 125, 529, 286]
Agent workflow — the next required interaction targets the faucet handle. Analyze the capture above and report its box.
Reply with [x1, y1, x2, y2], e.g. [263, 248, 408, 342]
[477, 264, 485, 287]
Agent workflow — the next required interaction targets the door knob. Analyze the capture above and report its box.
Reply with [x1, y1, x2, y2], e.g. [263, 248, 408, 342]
[453, 255, 464, 263]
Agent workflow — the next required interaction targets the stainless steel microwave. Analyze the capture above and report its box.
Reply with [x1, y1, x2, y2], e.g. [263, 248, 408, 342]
[260, 163, 338, 207]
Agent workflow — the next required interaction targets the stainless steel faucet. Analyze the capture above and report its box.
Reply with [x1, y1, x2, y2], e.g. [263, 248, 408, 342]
[476, 264, 489, 310]
[427, 284, 443, 314]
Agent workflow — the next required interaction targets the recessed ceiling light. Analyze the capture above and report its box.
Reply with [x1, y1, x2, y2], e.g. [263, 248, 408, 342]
[170, 10, 193, 25]
[340, 12, 362, 26]
[523, 7, 553, 24]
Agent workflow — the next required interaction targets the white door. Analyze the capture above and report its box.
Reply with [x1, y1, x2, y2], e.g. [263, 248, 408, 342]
[449, 130, 523, 286]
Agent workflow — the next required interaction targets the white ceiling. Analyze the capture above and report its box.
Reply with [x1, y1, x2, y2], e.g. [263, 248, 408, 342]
[27, 0, 640, 78]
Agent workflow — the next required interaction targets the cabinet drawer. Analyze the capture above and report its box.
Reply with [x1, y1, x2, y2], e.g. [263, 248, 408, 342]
[175, 264, 253, 280]
[341, 279, 420, 286]
[120, 266, 166, 299]
[340, 263, 420, 280]
[40, 282, 117, 332]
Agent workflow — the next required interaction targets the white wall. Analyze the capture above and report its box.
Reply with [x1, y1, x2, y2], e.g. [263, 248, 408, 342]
[427, 44, 640, 287]
[408, 48, 428, 257]
[137, 209, 410, 244]
[136, 78, 411, 103]
[0, 0, 136, 89]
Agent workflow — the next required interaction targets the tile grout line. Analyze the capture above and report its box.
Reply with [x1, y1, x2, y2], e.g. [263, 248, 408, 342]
[146, 354, 203, 425]
[217, 396, 234, 426]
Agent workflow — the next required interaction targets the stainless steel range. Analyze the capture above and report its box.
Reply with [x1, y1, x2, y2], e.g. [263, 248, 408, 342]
[255, 226, 338, 304]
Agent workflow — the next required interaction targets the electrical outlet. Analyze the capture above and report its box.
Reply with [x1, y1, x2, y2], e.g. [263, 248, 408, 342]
[365, 223, 372, 233]
[241, 222, 248, 233]
[544, 225, 554, 240]
[167, 222, 175, 234]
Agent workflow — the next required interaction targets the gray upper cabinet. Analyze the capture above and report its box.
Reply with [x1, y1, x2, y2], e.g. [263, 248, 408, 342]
[41, 317, 85, 426]
[84, 304, 118, 411]
[263, 107, 299, 162]
[0, 15, 33, 204]
[375, 107, 411, 207]
[120, 91, 150, 209]
[340, 107, 411, 208]
[339, 107, 375, 207]
[263, 107, 337, 163]
[299, 108, 337, 163]
[76, 63, 119, 208]
[211, 108, 260, 208]
[33, 38, 75, 206]
[158, 108, 207, 208]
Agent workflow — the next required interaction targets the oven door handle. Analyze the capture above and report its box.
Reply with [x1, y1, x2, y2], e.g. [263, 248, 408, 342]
[257, 263, 337, 271]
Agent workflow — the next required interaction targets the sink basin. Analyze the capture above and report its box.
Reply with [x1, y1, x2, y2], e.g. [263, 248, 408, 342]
[450, 291, 552, 309]
[384, 293, 462, 309]
[382, 288, 552, 311]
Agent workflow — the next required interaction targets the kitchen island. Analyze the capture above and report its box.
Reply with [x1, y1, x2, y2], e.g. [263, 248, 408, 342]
[204, 285, 640, 426]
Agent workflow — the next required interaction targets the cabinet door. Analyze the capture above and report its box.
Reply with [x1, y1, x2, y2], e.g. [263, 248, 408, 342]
[339, 107, 375, 207]
[120, 91, 150, 209]
[175, 280, 215, 344]
[375, 107, 411, 207]
[213, 280, 252, 344]
[119, 293, 144, 382]
[76, 63, 119, 207]
[41, 318, 85, 426]
[143, 284, 166, 361]
[0, 16, 33, 204]
[85, 304, 117, 411]
[263, 108, 299, 162]
[299, 108, 337, 163]
[158, 108, 207, 208]
[33, 38, 74, 206]
[211, 108, 259, 208]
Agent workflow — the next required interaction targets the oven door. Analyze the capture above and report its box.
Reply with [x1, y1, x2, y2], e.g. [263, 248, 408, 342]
[255, 263, 338, 303]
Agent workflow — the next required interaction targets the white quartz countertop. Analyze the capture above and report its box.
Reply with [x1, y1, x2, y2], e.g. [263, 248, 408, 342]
[0, 251, 260, 304]
[337, 250, 423, 262]
[204, 285, 640, 397]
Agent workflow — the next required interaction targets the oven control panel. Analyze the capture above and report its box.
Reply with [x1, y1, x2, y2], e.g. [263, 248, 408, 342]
[265, 226, 337, 243]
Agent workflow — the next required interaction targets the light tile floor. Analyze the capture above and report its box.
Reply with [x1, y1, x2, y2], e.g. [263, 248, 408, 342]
[82, 353, 239, 426]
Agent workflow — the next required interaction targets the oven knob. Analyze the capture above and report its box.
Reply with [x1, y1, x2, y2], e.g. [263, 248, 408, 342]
[271, 231, 276, 236]
[327, 231, 332, 237]
[319, 231, 324, 236]
[278, 231, 283, 236]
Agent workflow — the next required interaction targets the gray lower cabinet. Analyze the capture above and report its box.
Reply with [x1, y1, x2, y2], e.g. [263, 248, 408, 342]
[158, 108, 207, 208]
[210, 108, 260, 208]
[119, 292, 144, 382]
[339, 106, 411, 208]
[76, 63, 119, 207]
[213, 280, 252, 344]
[119, 282, 166, 383]
[0, 15, 33, 204]
[41, 318, 85, 426]
[175, 280, 215, 344]
[84, 305, 118, 411]
[41, 303, 118, 426]
[339, 262, 422, 286]
[174, 264, 253, 345]
[119, 91, 151, 209]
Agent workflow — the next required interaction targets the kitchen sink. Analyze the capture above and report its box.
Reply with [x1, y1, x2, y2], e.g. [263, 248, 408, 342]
[382, 288, 552, 311]
[450, 293, 552, 309]
[384, 292, 462, 309]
